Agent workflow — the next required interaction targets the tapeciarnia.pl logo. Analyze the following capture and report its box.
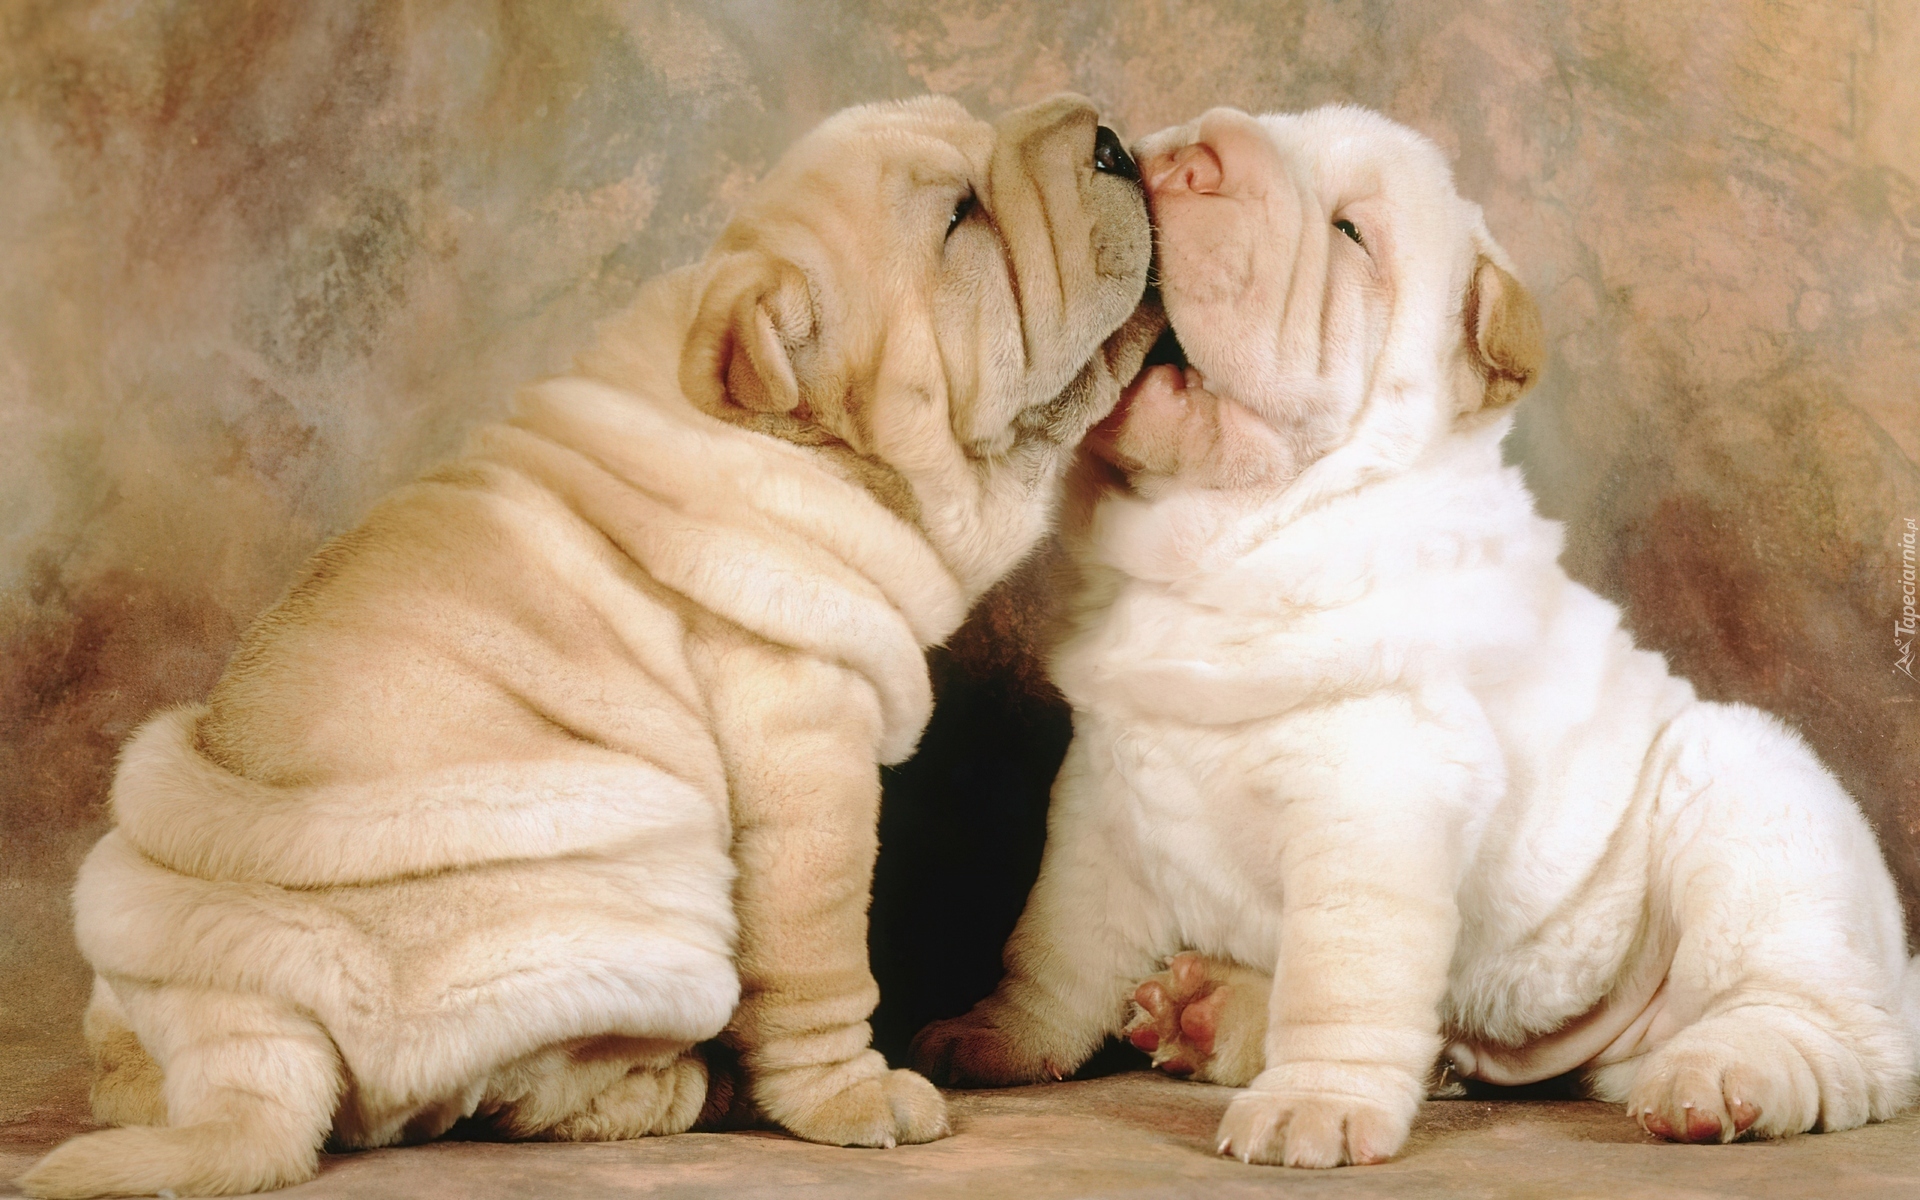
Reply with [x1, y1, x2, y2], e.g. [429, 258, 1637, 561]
[1898, 517, 1917, 681]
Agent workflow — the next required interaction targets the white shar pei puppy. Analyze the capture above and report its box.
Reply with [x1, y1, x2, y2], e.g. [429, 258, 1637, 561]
[912, 105, 1920, 1167]
[23, 95, 1159, 1199]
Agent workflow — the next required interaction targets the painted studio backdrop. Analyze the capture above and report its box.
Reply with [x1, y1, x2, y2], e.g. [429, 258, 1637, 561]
[2, 0, 1917, 1119]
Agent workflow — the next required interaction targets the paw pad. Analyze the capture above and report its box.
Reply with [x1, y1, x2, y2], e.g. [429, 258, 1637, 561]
[1126, 952, 1228, 1077]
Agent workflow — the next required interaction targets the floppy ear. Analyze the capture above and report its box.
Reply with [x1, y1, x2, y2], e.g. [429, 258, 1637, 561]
[680, 251, 815, 415]
[1464, 255, 1544, 410]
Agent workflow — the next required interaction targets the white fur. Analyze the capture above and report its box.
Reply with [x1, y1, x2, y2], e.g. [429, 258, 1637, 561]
[921, 105, 1918, 1168]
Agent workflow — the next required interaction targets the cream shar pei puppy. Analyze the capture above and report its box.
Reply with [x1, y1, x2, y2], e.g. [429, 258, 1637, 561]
[23, 95, 1158, 1198]
[913, 105, 1920, 1167]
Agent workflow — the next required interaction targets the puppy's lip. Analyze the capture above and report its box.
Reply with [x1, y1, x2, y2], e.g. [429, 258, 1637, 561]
[1088, 366, 1174, 468]
[1098, 324, 1198, 459]
[1119, 362, 1189, 406]
[1083, 412, 1128, 468]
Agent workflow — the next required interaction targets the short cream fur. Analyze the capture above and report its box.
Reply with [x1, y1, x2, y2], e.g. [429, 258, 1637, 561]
[22, 94, 1159, 1198]
[912, 105, 1919, 1168]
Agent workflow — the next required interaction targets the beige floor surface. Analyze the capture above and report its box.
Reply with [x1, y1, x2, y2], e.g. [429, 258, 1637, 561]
[5, 1071, 1917, 1200]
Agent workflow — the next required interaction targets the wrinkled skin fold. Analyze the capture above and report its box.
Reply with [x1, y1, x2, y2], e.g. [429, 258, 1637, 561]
[912, 104, 1919, 1171]
[21, 94, 1161, 1200]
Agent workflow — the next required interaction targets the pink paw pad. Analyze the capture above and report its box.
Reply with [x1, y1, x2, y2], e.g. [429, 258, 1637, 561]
[1126, 952, 1227, 1078]
[1682, 1105, 1723, 1142]
[1639, 1098, 1759, 1144]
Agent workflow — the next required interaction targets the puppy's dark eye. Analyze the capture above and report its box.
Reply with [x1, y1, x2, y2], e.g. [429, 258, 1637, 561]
[1334, 218, 1364, 246]
[947, 191, 975, 239]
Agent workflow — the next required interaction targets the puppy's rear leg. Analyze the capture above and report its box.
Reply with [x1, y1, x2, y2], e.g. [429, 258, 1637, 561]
[81, 977, 165, 1129]
[542, 1050, 713, 1141]
[20, 985, 341, 1199]
[479, 1037, 714, 1142]
[1621, 706, 1917, 1143]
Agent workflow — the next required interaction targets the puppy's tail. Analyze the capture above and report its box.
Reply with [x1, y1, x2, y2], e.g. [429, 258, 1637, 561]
[112, 705, 711, 888]
[19, 990, 341, 1199]
[17, 1118, 323, 1199]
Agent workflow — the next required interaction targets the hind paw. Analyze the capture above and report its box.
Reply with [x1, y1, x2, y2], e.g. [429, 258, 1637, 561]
[1625, 1009, 1838, 1143]
[1123, 952, 1268, 1086]
[1630, 1053, 1775, 1143]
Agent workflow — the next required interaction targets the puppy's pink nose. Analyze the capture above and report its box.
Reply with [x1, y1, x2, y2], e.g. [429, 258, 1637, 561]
[1145, 142, 1224, 196]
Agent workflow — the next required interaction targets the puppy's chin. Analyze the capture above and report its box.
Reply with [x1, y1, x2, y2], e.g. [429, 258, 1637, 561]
[1094, 362, 1297, 498]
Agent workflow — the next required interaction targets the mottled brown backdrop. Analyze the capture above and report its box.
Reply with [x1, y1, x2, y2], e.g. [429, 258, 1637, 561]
[3, 0, 1916, 1127]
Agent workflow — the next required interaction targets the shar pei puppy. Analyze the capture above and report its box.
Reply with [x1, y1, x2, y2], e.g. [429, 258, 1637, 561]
[23, 94, 1158, 1199]
[913, 105, 1918, 1167]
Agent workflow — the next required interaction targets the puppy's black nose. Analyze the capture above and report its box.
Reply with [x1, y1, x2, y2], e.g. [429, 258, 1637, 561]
[1093, 125, 1139, 181]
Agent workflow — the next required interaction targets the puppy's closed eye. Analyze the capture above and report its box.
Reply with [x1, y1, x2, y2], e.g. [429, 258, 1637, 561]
[948, 190, 976, 239]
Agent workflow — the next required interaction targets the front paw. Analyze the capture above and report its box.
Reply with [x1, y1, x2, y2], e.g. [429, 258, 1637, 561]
[910, 1008, 1069, 1087]
[1215, 1065, 1418, 1168]
[771, 1057, 950, 1148]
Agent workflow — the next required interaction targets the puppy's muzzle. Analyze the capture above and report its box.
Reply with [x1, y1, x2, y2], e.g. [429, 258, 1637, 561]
[1094, 125, 1139, 181]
